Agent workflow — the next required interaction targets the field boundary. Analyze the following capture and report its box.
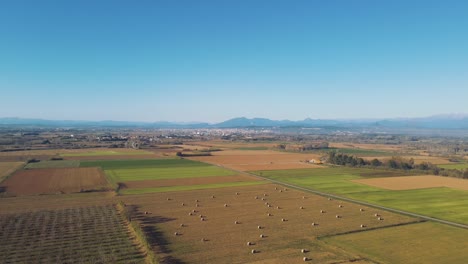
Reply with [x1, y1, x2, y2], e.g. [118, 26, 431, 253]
[317, 219, 426, 239]
[217, 165, 468, 229]
[117, 202, 158, 264]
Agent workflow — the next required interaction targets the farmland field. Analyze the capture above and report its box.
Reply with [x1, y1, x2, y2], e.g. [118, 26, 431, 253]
[254, 167, 468, 224]
[324, 222, 468, 264]
[0, 167, 110, 195]
[0, 162, 24, 182]
[61, 149, 152, 157]
[123, 183, 417, 263]
[353, 175, 468, 191]
[439, 162, 468, 170]
[189, 150, 323, 171]
[0, 205, 145, 263]
[25, 160, 80, 169]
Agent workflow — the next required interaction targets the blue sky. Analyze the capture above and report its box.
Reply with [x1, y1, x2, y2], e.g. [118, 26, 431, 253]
[1, 1, 467, 122]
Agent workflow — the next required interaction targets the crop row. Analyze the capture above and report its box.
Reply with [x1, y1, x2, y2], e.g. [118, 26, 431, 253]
[0, 204, 145, 263]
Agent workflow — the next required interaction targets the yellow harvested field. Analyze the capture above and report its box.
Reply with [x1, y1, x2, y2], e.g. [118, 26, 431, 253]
[188, 150, 323, 171]
[353, 175, 468, 191]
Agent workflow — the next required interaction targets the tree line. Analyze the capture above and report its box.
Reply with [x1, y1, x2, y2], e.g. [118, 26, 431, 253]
[326, 151, 468, 179]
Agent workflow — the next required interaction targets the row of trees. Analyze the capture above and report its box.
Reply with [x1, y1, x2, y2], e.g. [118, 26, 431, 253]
[326, 152, 468, 179]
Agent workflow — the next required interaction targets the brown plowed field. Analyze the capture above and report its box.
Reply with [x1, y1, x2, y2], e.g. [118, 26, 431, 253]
[123, 184, 417, 263]
[189, 150, 323, 171]
[122, 175, 259, 189]
[353, 175, 468, 191]
[0, 167, 110, 195]
[0, 162, 24, 181]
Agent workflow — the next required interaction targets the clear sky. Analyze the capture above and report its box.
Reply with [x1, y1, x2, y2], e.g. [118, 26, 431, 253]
[1, 0, 467, 122]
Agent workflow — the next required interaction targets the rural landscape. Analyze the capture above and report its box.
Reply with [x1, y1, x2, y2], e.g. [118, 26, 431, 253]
[1, 123, 468, 263]
[2, 1, 468, 263]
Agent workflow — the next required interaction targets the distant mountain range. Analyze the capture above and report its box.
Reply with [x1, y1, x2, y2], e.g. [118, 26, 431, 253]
[1, 114, 468, 129]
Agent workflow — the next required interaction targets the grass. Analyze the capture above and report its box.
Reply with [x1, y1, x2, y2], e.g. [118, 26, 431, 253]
[25, 160, 80, 169]
[253, 167, 468, 224]
[80, 158, 204, 170]
[439, 162, 468, 170]
[107, 166, 236, 182]
[61, 149, 152, 157]
[323, 222, 468, 264]
[120, 181, 266, 194]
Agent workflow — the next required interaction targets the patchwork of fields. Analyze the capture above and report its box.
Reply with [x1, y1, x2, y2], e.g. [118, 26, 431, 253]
[0, 161, 24, 182]
[254, 167, 468, 224]
[81, 158, 260, 194]
[1, 145, 467, 263]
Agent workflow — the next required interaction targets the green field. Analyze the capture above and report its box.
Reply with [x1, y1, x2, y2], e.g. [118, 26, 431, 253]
[120, 181, 266, 195]
[25, 160, 80, 169]
[324, 222, 468, 264]
[439, 162, 468, 170]
[80, 158, 204, 170]
[62, 150, 152, 157]
[81, 159, 237, 193]
[253, 167, 468, 224]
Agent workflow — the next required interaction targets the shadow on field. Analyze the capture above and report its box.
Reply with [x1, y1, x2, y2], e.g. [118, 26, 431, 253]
[130, 205, 186, 264]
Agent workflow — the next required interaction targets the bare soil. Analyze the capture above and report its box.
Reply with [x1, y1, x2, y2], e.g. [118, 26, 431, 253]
[0, 167, 110, 195]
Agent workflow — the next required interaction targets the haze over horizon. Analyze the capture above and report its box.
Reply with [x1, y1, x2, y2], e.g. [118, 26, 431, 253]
[1, 1, 467, 123]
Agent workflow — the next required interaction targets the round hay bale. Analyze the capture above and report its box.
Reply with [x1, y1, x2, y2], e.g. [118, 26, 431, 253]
[201, 238, 206, 242]
[328, 197, 332, 201]
[303, 257, 309, 261]
[281, 218, 286, 222]
[195, 204, 199, 207]
[167, 198, 171, 201]
[192, 209, 197, 213]
[195, 199, 199, 202]
[224, 204, 228, 207]
[247, 241, 252, 246]
[180, 224, 185, 227]
[189, 212, 193, 216]
[236, 192, 239, 195]
[301, 249, 308, 253]
[263, 193, 267, 196]
[374, 213, 380, 217]
[181, 203, 185, 206]
[302, 196, 306, 199]
[336, 215, 341, 218]
[360, 224, 366, 228]
[360, 208, 364, 212]
[144, 211, 148, 215]
[300, 206, 304, 209]
[258, 225, 262, 229]
[255, 196, 258, 199]
[201, 218, 205, 221]
[320, 210, 325, 213]
[174, 232, 179, 236]
[267, 213, 272, 216]
[251, 249, 257, 254]
[279, 190, 283, 193]
[211, 195, 215, 198]
[260, 234, 265, 238]
[378, 217, 383, 221]
[234, 221, 239, 224]
[311, 222, 316, 226]
[338, 205, 343, 208]
[268, 205, 272, 208]
[276, 206, 281, 209]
